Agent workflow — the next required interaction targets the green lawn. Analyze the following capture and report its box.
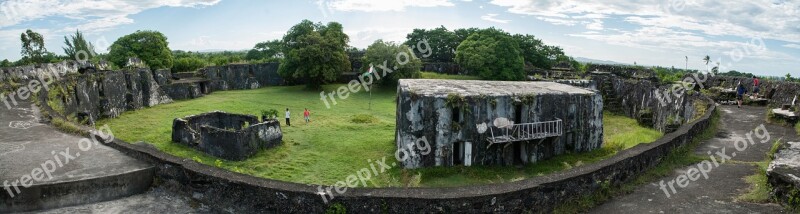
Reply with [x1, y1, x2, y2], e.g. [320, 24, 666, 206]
[98, 84, 662, 187]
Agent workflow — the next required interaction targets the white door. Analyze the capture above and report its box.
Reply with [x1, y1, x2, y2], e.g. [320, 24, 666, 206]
[464, 142, 472, 166]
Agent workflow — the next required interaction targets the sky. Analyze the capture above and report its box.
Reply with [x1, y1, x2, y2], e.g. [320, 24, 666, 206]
[0, 0, 798, 77]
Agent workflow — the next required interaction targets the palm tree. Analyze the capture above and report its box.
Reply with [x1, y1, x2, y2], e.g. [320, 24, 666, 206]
[703, 55, 711, 73]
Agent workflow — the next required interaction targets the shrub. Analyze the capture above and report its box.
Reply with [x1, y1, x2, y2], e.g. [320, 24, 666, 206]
[351, 114, 378, 124]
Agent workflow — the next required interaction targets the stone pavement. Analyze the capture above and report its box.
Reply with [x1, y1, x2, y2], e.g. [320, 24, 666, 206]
[590, 105, 797, 213]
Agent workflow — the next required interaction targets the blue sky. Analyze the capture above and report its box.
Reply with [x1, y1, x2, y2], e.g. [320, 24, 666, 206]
[0, 0, 798, 77]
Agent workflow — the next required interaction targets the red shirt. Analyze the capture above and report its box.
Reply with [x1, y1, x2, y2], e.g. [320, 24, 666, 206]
[753, 78, 759, 86]
[304, 110, 310, 117]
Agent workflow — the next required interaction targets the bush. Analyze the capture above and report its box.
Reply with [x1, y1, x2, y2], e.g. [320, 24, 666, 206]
[351, 114, 378, 124]
[171, 57, 207, 73]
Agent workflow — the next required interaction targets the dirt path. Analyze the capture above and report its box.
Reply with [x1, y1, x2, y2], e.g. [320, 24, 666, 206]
[590, 105, 797, 213]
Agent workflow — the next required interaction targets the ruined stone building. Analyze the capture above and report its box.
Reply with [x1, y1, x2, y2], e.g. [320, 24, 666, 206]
[396, 79, 603, 168]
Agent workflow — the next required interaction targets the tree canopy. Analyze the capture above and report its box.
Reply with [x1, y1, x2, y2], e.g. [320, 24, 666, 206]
[361, 40, 422, 86]
[63, 30, 96, 62]
[246, 39, 283, 61]
[455, 28, 525, 80]
[278, 20, 351, 88]
[20, 29, 49, 64]
[107, 30, 174, 69]
[403, 26, 459, 63]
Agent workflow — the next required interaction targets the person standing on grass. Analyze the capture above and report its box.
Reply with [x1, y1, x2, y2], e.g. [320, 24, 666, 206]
[752, 76, 760, 98]
[285, 108, 291, 126]
[304, 108, 311, 124]
[737, 81, 747, 108]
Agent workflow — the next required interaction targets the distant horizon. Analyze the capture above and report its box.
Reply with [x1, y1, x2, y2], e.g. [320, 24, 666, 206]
[0, 0, 797, 77]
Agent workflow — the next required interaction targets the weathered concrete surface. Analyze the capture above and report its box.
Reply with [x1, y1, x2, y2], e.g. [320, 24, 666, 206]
[0, 102, 154, 212]
[592, 75, 705, 133]
[591, 105, 796, 213]
[396, 80, 603, 168]
[768, 141, 800, 208]
[172, 111, 283, 161]
[27, 187, 213, 214]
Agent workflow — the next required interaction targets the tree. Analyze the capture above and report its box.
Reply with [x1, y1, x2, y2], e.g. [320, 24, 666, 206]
[1, 59, 10, 67]
[245, 39, 283, 61]
[278, 20, 351, 88]
[20, 29, 48, 64]
[786, 73, 793, 82]
[107, 30, 173, 69]
[63, 30, 96, 62]
[512, 34, 567, 69]
[361, 40, 422, 86]
[455, 28, 525, 80]
[403, 26, 458, 62]
[703, 55, 711, 72]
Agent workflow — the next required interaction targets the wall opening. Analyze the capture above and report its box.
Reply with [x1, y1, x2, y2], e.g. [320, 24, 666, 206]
[453, 141, 464, 166]
[452, 107, 461, 123]
[514, 104, 523, 124]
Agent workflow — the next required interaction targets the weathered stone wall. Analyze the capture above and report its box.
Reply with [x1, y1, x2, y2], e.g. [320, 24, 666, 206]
[767, 141, 800, 208]
[591, 75, 704, 132]
[586, 64, 657, 80]
[707, 75, 800, 106]
[396, 80, 603, 168]
[172, 111, 283, 160]
[200, 63, 281, 90]
[46, 69, 173, 122]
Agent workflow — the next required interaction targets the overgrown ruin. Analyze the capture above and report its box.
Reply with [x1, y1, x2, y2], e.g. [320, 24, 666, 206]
[172, 111, 282, 160]
[395, 79, 603, 168]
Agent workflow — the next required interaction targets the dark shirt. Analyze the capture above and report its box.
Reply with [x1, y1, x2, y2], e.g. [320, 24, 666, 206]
[737, 85, 746, 95]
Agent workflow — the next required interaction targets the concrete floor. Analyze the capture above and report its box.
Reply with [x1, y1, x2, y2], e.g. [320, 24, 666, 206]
[590, 105, 797, 213]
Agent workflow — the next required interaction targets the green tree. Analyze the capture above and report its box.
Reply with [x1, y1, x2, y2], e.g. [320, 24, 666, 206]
[1, 59, 10, 67]
[63, 30, 96, 62]
[455, 28, 525, 80]
[786, 73, 793, 82]
[20, 29, 48, 64]
[246, 39, 283, 61]
[703, 55, 711, 72]
[361, 40, 422, 86]
[107, 30, 173, 69]
[404, 26, 458, 62]
[278, 20, 351, 88]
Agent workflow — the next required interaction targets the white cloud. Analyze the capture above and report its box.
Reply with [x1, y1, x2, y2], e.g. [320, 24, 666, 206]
[489, 0, 800, 44]
[325, 0, 455, 12]
[537, 17, 577, 26]
[481, 13, 510, 24]
[784, 43, 800, 49]
[0, 0, 221, 32]
[584, 19, 603, 30]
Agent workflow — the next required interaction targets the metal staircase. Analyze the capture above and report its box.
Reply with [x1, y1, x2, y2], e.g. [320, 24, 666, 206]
[486, 119, 563, 148]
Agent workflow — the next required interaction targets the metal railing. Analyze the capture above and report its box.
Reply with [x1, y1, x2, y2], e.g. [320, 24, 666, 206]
[487, 119, 563, 145]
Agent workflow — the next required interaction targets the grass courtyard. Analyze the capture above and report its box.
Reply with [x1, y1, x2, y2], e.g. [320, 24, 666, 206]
[97, 83, 663, 187]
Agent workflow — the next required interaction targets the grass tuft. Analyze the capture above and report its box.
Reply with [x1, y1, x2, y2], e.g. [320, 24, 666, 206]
[554, 109, 720, 213]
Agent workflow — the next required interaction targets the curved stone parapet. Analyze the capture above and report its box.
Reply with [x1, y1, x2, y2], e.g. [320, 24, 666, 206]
[172, 111, 282, 161]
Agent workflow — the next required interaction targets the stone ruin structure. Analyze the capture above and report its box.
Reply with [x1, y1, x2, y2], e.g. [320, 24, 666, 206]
[395, 79, 603, 168]
[172, 111, 283, 161]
